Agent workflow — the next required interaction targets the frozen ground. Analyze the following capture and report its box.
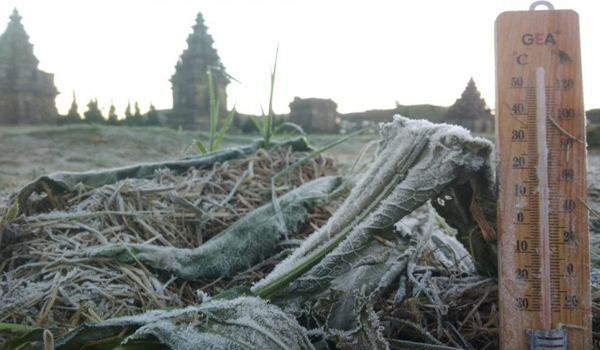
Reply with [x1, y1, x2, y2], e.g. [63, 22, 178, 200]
[1, 124, 599, 196]
[0, 125, 378, 199]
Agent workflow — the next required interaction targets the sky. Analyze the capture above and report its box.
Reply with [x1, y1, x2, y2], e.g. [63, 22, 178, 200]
[0, 0, 598, 117]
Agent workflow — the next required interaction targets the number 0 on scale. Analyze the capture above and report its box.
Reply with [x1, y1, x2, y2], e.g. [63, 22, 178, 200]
[495, 1, 591, 349]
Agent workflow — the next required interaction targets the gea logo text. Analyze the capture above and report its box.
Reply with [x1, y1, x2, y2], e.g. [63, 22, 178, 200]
[521, 33, 556, 45]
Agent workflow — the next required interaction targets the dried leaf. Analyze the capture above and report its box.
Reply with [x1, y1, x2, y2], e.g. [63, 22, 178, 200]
[89, 176, 342, 280]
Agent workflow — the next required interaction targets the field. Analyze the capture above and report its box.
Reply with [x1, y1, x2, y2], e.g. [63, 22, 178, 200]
[0, 124, 380, 197]
[2, 124, 599, 194]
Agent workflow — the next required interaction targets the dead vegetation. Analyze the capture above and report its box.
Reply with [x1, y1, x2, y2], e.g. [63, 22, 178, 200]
[0, 144, 339, 334]
[0, 118, 598, 349]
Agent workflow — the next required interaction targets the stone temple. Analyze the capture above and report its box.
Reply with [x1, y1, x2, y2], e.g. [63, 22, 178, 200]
[167, 13, 229, 129]
[0, 9, 58, 124]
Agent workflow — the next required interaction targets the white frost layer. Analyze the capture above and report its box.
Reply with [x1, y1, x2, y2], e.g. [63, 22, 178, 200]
[76, 296, 315, 350]
[253, 115, 492, 292]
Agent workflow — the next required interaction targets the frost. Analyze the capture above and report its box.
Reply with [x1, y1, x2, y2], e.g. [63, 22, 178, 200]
[268, 205, 473, 348]
[251, 116, 492, 349]
[253, 116, 492, 295]
[14, 137, 313, 216]
[196, 289, 211, 303]
[325, 303, 390, 350]
[5, 117, 497, 350]
[22, 297, 315, 350]
[88, 176, 342, 280]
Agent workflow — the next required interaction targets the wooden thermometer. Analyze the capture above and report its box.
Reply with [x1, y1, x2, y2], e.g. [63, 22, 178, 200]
[495, 1, 591, 349]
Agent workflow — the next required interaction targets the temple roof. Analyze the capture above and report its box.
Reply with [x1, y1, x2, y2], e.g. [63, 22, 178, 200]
[0, 9, 57, 96]
[171, 12, 228, 84]
[0, 8, 39, 69]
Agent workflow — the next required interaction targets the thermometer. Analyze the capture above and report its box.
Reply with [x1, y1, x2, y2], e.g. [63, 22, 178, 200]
[495, 2, 591, 349]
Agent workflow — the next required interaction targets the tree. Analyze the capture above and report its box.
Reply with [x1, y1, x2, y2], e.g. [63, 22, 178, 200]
[83, 98, 104, 124]
[587, 109, 600, 124]
[131, 102, 144, 126]
[124, 101, 133, 126]
[145, 103, 161, 126]
[59, 92, 82, 124]
[442, 78, 494, 132]
[106, 101, 119, 125]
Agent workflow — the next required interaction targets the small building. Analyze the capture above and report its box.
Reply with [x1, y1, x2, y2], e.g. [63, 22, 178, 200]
[288, 97, 339, 134]
[0, 9, 58, 124]
[168, 13, 229, 130]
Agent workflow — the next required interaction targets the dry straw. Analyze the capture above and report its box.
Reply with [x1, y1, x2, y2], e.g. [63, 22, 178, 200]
[0, 145, 338, 335]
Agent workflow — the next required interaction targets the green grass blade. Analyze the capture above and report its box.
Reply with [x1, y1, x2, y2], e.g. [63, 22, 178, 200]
[207, 64, 242, 85]
[211, 98, 220, 151]
[265, 44, 279, 147]
[214, 105, 237, 151]
[347, 139, 379, 178]
[178, 140, 195, 158]
[274, 125, 376, 181]
[195, 140, 208, 154]
[258, 107, 267, 140]
[262, 110, 269, 146]
[272, 122, 306, 137]
[208, 69, 218, 152]
[0, 322, 35, 332]
[5, 198, 18, 220]
[268, 125, 376, 241]
[249, 116, 263, 137]
[268, 44, 279, 126]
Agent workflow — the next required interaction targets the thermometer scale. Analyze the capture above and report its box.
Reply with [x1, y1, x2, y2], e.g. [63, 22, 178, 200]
[495, 2, 591, 349]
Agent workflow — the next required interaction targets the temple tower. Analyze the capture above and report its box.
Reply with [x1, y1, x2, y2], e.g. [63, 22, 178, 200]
[442, 78, 494, 133]
[0, 9, 58, 124]
[168, 13, 229, 129]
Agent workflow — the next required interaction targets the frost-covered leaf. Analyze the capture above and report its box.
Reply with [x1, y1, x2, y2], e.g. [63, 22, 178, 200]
[89, 176, 342, 280]
[323, 300, 390, 350]
[274, 207, 436, 313]
[12, 297, 315, 350]
[276, 206, 469, 349]
[253, 116, 493, 298]
[251, 116, 493, 348]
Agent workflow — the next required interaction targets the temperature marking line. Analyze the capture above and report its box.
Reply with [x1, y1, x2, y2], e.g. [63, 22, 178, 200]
[536, 67, 552, 331]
